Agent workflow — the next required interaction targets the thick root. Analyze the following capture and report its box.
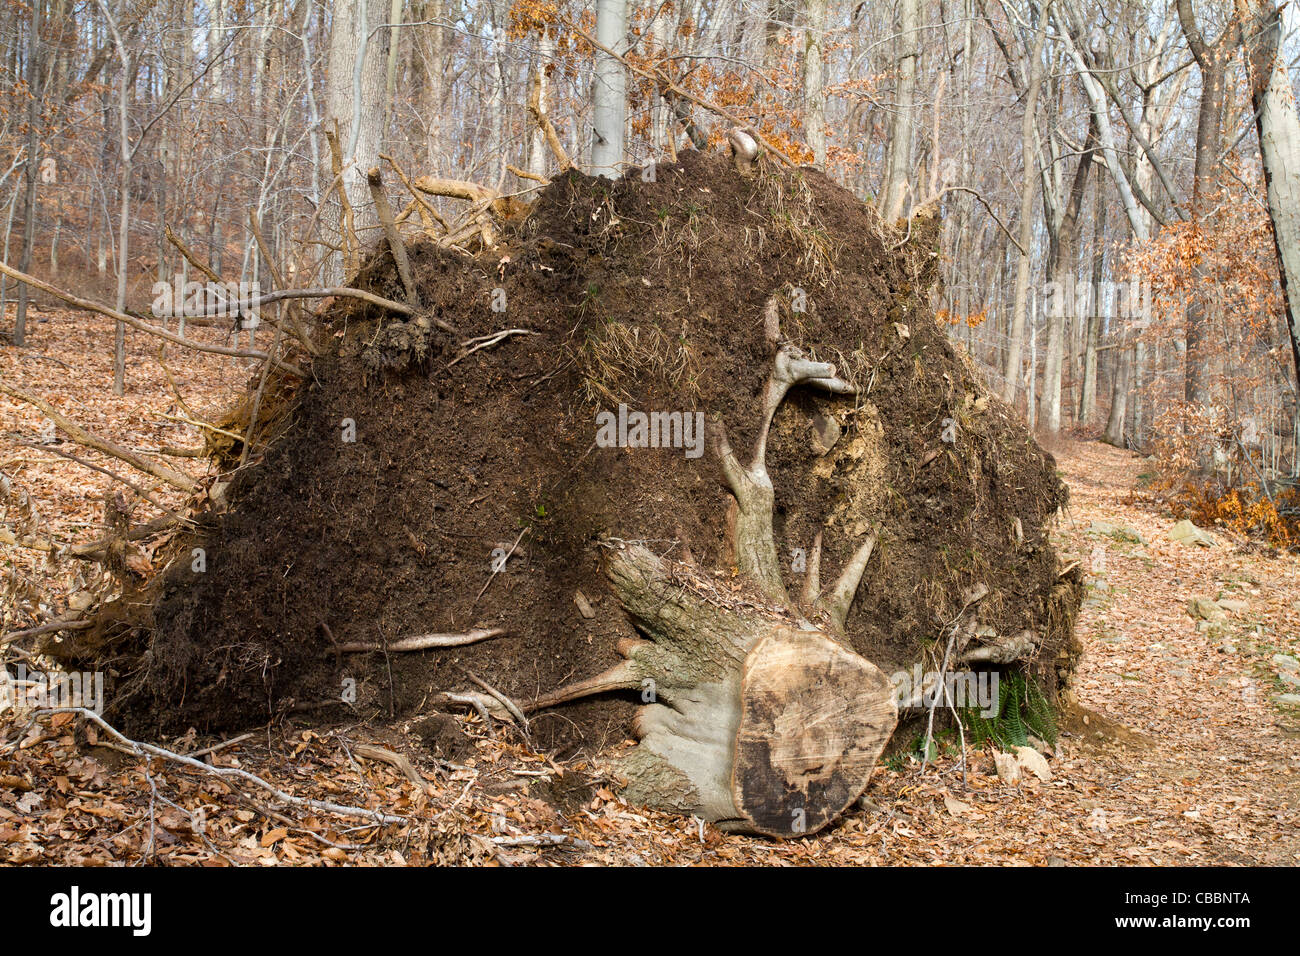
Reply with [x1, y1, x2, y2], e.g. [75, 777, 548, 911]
[600, 544, 896, 837]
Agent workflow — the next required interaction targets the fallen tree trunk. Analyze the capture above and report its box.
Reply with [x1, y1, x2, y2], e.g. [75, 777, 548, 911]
[74, 147, 1080, 841]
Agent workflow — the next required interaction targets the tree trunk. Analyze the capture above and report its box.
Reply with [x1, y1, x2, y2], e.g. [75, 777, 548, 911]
[1054, 7, 1149, 241]
[1237, 0, 1300, 398]
[527, 32, 554, 179]
[14, 0, 43, 348]
[1079, 173, 1106, 424]
[1177, 0, 1238, 411]
[1039, 121, 1095, 434]
[591, 0, 627, 176]
[1104, 346, 1130, 447]
[803, 0, 828, 169]
[880, 0, 920, 220]
[324, 0, 388, 283]
[98, 0, 132, 396]
[1001, 11, 1047, 405]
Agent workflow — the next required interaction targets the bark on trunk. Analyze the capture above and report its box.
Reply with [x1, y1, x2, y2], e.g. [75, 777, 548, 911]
[1039, 121, 1095, 434]
[591, 0, 627, 177]
[1178, 0, 1239, 410]
[803, 0, 828, 169]
[1079, 174, 1106, 424]
[1001, 12, 1048, 405]
[1103, 346, 1131, 447]
[880, 0, 920, 220]
[324, 0, 388, 283]
[13, 0, 42, 348]
[1237, 0, 1300, 397]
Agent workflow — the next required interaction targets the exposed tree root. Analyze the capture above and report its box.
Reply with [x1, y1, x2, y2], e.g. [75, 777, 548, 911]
[336, 627, 507, 653]
[525, 308, 899, 838]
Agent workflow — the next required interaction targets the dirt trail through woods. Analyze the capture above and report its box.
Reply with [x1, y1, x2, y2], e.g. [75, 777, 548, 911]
[3, 313, 1299, 864]
[1021, 439, 1300, 865]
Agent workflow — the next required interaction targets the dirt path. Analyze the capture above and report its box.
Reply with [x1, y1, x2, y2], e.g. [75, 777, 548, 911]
[1018, 439, 1300, 865]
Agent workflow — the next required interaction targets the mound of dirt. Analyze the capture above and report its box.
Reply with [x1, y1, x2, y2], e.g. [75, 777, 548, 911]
[73, 149, 1081, 751]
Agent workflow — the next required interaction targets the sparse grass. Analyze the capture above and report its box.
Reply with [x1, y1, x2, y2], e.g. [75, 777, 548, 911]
[577, 319, 702, 407]
[757, 167, 838, 284]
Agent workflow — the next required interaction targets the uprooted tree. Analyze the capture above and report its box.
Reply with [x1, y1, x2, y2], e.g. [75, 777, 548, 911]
[4, 137, 1082, 838]
[529, 325, 899, 835]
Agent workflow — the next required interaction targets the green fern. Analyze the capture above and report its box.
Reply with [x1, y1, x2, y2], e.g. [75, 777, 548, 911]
[961, 670, 1056, 750]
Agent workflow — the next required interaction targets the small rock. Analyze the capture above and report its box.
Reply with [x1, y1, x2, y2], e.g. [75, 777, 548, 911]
[994, 751, 1021, 785]
[1188, 596, 1227, 623]
[1015, 745, 1052, 782]
[809, 413, 842, 455]
[1275, 694, 1300, 706]
[1216, 598, 1249, 614]
[1088, 521, 1144, 544]
[573, 589, 595, 619]
[1168, 519, 1215, 547]
[1272, 653, 1300, 673]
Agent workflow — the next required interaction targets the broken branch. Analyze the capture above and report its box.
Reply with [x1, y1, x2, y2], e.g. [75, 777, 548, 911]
[0, 261, 305, 376]
[1, 383, 198, 492]
[367, 166, 421, 308]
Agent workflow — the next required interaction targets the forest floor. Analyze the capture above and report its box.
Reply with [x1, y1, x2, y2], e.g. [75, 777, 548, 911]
[2, 310, 1299, 865]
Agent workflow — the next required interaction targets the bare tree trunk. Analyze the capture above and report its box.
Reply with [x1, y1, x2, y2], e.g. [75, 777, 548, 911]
[803, 0, 828, 169]
[97, 0, 132, 396]
[1040, 120, 1095, 434]
[324, 0, 388, 283]
[419, 0, 445, 173]
[591, 0, 627, 176]
[0, 187, 20, 324]
[1104, 345, 1130, 447]
[1001, 10, 1047, 405]
[383, 0, 403, 132]
[1054, 7, 1149, 241]
[1237, 0, 1300, 397]
[1079, 173, 1106, 424]
[13, 0, 43, 348]
[1178, 0, 1239, 411]
[880, 0, 920, 219]
[527, 31, 554, 179]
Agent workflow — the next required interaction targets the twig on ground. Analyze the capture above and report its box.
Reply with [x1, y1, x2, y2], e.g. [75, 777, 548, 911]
[187, 732, 253, 759]
[461, 669, 529, 734]
[1, 382, 198, 491]
[1, 618, 91, 647]
[39, 708, 408, 826]
[491, 833, 591, 849]
[353, 743, 430, 792]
